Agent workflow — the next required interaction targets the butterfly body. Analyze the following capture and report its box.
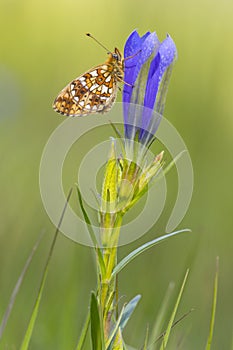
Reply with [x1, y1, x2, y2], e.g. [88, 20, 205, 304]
[53, 48, 124, 117]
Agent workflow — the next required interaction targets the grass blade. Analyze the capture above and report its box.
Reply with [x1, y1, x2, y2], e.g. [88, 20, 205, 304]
[148, 282, 175, 347]
[90, 292, 104, 350]
[142, 325, 149, 350]
[205, 257, 219, 350]
[76, 185, 105, 276]
[154, 308, 194, 346]
[106, 308, 125, 350]
[76, 185, 98, 247]
[75, 310, 90, 350]
[0, 232, 44, 339]
[159, 269, 189, 350]
[109, 121, 126, 157]
[19, 188, 73, 350]
[112, 230, 191, 277]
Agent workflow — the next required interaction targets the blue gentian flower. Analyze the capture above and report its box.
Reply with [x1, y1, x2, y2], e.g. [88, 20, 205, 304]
[123, 30, 177, 146]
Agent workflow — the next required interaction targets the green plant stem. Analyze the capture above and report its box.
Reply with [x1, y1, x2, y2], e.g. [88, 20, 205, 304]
[205, 256, 219, 350]
[99, 213, 123, 341]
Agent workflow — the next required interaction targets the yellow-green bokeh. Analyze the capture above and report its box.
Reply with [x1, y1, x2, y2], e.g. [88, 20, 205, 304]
[0, 0, 233, 348]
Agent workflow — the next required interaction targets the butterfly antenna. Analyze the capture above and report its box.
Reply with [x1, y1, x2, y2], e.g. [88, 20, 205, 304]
[86, 33, 111, 54]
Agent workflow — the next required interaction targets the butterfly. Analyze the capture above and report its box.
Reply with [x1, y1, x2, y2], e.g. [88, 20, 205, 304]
[53, 35, 125, 117]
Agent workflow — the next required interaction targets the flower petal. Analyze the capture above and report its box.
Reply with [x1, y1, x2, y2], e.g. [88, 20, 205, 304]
[144, 35, 177, 112]
[123, 31, 159, 105]
[123, 30, 177, 149]
[159, 34, 177, 72]
[124, 30, 144, 58]
[139, 35, 177, 140]
[153, 35, 177, 115]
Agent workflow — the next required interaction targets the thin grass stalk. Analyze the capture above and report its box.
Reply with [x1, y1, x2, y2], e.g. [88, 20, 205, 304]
[20, 188, 73, 350]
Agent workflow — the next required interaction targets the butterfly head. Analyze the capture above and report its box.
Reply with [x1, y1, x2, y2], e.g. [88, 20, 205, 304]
[107, 48, 123, 72]
[111, 48, 122, 62]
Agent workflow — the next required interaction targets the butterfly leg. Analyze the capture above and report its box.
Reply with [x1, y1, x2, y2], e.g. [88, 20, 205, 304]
[117, 77, 134, 88]
[123, 49, 142, 61]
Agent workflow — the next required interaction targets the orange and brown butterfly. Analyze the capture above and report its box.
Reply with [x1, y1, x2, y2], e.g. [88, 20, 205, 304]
[53, 33, 125, 117]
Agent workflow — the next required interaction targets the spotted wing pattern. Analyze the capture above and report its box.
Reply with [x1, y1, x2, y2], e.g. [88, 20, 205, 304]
[53, 64, 119, 117]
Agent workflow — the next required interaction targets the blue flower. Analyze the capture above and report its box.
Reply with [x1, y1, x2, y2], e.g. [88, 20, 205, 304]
[123, 30, 177, 145]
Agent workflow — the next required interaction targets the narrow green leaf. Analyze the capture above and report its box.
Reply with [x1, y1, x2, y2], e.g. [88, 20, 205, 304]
[20, 188, 73, 350]
[119, 295, 141, 331]
[159, 269, 189, 350]
[159, 151, 185, 178]
[143, 150, 186, 199]
[90, 292, 104, 350]
[106, 295, 141, 350]
[109, 121, 123, 139]
[205, 257, 219, 350]
[142, 325, 149, 350]
[104, 291, 115, 320]
[148, 282, 175, 346]
[0, 232, 44, 340]
[20, 268, 48, 350]
[76, 185, 106, 276]
[76, 185, 98, 247]
[106, 304, 126, 350]
[75, 310, 90, 350]
[112, 230, 191, 277]
[97, 248, 106, 279]
[154, 308, 194, 346]
[109, 121, 126, 158]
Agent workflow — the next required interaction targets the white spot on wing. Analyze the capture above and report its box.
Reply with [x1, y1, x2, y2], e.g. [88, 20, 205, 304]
[85, 104, 91, 110]
[90, 83, 99, 91]
[90, 70, 98, 77]
[102, 85, 108, 94]
[105, 75, 111, 82]
[79, 100, 84, 107]
[74, 96, 79, 102]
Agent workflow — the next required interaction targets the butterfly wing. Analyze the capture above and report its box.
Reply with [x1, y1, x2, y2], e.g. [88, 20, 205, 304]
[53, 64, 118, 117]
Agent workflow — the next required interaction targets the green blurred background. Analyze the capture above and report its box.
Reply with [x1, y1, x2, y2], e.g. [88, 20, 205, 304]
[0, 0, 233, 349]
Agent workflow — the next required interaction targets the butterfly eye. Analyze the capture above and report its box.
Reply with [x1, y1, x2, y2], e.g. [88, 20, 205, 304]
[112, 53, 118, 60]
